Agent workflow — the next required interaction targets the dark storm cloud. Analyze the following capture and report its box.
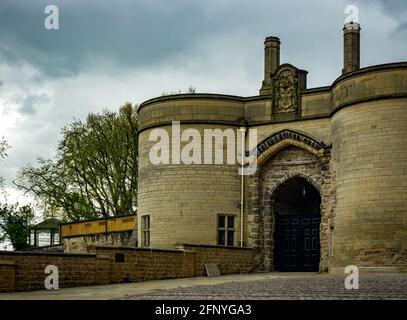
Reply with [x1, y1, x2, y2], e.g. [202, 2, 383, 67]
[1, 0, 405, 81]
[0, 0, 407, 206]
[0, 0, 359, 79]
[377, 0, 407, 17]
[354, 0, 407, 32]
[0, 0, 208, 77]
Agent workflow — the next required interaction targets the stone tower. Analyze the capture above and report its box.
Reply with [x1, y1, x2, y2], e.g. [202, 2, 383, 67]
[136, 23, 407, 273]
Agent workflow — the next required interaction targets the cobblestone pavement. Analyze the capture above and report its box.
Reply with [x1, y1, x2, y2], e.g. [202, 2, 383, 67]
[121, 274, 407, 300]
[1, 272, 406, 300]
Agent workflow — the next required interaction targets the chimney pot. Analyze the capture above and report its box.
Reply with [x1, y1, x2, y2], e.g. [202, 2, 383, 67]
[342, 22, 361, 74]
[260, 36, 280, 95]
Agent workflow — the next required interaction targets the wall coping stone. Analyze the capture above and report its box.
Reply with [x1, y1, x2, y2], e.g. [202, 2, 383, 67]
[180, 243, 255, 251]
[89, 245, 184, 253]
[0, 250, 95, 258]
[139, 62, 407, 112]
[331, 62, 407, 88]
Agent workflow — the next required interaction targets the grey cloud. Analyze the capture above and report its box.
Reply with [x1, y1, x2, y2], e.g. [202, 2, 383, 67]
[0, 1, 354, 79]
[354, 0, 407, 33]
[0, 0, 208, 78]
[1, 0, 406, 82]
[377, 0, 407, 18]
[397, 21, 407, 32]
[0, 0, 406, 198]
[19, 93, 50, 115]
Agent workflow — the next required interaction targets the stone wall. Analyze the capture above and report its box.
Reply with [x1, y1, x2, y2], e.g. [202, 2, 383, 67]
[247, 144, 333, 271]
[0, 251, 97, 292]
[63, 231, 133, 253]
[135, 63, 407, 273]
[89, 246, 195, 283]
[331, 98, 407, 269]
[138, 123, 242, 247]
[0, 244, 255, 293]
[258, 147, 322, 270]
[180, 244, 255, 276]
[0, 261, 15, 293]
[29, 245, 64, 252]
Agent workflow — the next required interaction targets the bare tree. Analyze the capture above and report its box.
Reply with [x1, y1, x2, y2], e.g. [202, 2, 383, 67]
[15, 103, 138, 221]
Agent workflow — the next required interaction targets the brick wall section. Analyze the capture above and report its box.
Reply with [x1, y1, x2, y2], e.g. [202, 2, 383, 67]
[0, 261, 15, 292]
[0, 251, 97, 292]
[0, 244, 255, 292]
[180, 244, 255, 276]
[89, 246, 195, 283]
[95, 256, 111, 285]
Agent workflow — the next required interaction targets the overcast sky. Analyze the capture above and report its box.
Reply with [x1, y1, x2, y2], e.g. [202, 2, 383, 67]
[0, 0, 406, 207]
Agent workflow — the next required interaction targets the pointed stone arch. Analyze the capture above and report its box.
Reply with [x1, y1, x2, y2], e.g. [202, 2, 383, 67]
[253, 129, 331, 166]
[246, 130, 334, 272]
[264, 171, 322, 197]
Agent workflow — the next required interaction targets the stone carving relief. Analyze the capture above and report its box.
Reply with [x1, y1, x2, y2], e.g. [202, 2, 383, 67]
[274, 69, 298, 113]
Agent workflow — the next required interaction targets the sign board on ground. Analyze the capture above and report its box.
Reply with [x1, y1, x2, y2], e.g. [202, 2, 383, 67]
[205, 263, 220, 277]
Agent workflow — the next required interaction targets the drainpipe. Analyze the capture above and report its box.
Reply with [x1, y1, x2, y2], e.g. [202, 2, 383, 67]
[239, 126, 247, 247]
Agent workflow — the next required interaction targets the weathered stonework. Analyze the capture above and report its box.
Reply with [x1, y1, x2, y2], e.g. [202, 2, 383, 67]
[0, 245, 254, 292]
[247, 143, 333, 271]
[274, 68, 298, 113]
[63, 231, 133, 253]
[136, 25, 407, 273]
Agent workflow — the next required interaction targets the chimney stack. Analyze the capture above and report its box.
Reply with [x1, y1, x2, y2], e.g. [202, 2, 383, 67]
[260, 36, 280, 95]
[342, 22, 360, 74]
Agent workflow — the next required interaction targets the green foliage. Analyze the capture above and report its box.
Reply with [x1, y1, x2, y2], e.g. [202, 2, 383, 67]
[15, 103, 138, 221]
[0, 204, 34, 251]
[0, 137, 10, 188]
[161, 86, 197, 96]
[0, 137, 9, 160]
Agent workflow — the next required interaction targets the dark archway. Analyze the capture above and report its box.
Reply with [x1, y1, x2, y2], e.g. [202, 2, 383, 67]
[273, 177, 321, 272]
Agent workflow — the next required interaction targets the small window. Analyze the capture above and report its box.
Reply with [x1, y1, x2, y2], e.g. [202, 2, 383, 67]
[218, 216, 225, 228]
[141, 215, 150, 247]
[115, 253, 125, 263]
[217, 215, 235, 246]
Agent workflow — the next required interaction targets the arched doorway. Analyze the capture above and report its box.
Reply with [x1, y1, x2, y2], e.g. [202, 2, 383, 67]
[273, 177, 321, 272]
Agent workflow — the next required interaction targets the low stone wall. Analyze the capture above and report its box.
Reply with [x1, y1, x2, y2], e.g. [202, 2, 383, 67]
[0, 244, 255, 293]
[89, 246, 195, 283]
[28, 245, 64, 253]
[0, 261, 15, 292]
[179, 244, 256, 276]
[63, 231, 134, 253]
[0, 251, 97, 292]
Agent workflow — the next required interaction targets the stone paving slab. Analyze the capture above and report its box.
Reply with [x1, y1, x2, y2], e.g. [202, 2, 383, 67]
[121, 274, 407, 300]
[1, 273, 406, 300]
[0, 273, 285, 300]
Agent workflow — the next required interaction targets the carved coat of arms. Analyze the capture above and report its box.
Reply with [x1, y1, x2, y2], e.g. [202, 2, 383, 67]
[274, 69, 298, 113]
